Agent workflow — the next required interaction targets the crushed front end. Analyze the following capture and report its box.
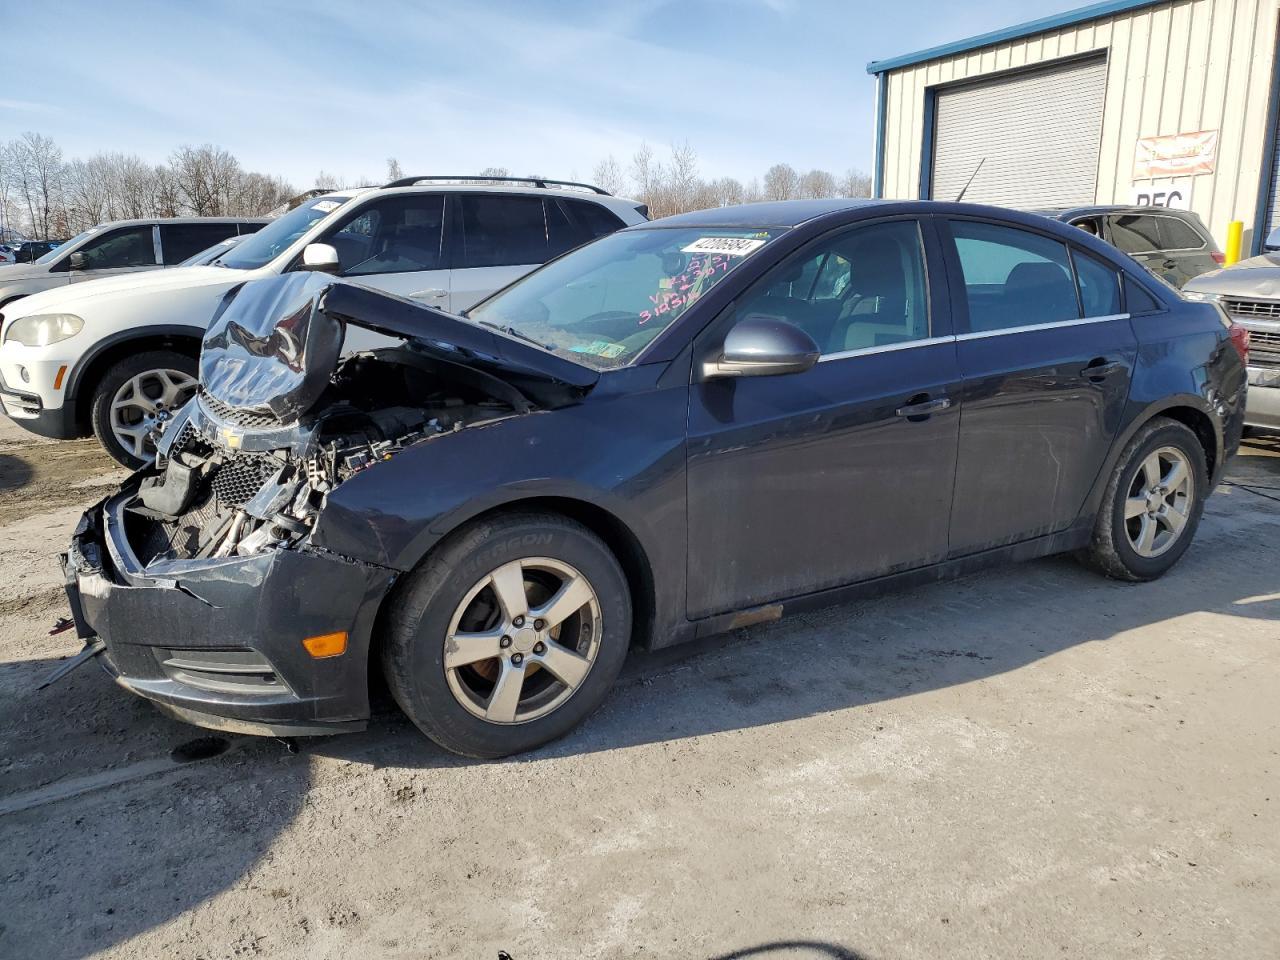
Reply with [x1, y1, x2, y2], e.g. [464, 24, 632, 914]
[58, 273, 595, 736]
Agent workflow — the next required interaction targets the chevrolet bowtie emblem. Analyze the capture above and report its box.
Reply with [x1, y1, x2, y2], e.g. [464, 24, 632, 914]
[220, 427, 243, 449]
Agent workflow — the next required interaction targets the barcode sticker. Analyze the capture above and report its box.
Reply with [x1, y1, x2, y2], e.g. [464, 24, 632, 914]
[681, 237, 767, 257]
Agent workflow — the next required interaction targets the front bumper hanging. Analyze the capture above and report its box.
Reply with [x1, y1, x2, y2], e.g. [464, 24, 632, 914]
[58, 493, 397, 737]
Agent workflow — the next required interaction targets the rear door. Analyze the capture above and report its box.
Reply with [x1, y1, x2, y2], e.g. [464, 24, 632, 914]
[942, 218, 1137, 555]
[686, 217, 961, 618]
[1105, 213, 1216, 289]
[449, 193, 551, 313]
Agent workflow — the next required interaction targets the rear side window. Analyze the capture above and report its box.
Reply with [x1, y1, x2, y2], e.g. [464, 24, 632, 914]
[160, 223, 238, 265]
[1156, 217, 1206, 250]
[1107, 215, 1162, 254]
[457, 194, 548, 268]
[1072, 250, 1122, 317]
[950, 221, 1078, 332]
[1125, 276, 1162, 314]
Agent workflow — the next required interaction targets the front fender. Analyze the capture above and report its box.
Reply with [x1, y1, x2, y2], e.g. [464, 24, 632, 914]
[312, 394, 687, 571]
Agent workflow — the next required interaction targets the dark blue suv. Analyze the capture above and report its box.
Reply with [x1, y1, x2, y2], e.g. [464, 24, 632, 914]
[61, 199, 1248, 757]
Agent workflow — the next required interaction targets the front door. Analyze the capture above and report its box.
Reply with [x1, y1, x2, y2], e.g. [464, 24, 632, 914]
[942, 218, 1138, 554]
[686, 218, 961, 619]
[65, 224, 160, 285]
[318, 193, 450, 352]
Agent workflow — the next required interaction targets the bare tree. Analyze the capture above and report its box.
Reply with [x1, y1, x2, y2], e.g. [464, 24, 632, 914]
[386, 157, 404, 182]
[11, 132, 64, 238]
[838, 168, 873, 198]
[762, 163, 799, 201]
[797, 169, 838, 199]
[478, 166, 511, 183]
[668, 141, 701, 214]
[170, 144, 242, 215]
[592, 155, 626, 196]
[710, 177, 745, 207]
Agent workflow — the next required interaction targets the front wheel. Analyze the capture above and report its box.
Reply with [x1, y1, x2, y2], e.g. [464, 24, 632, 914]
[90, 350, 199, 468]
[1080, 417, 1209, 581]
[383, 512, 632, 758]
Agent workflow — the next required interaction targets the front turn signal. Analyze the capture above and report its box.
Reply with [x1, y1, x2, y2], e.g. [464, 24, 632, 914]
[302, 631, 348, 659]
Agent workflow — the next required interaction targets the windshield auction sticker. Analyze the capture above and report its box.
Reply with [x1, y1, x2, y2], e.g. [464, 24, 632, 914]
[681, 237, 767, 257]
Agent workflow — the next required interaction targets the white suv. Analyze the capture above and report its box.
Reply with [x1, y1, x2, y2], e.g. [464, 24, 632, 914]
[0, 177, 647, 465]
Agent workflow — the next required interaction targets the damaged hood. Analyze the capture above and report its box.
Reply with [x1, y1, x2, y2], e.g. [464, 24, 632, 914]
[200, 273, 599, 423]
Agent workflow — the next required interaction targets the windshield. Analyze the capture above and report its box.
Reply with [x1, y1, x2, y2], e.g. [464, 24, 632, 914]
[468, 226, 784, 368]
[35, 234, 84, 264]
[217, 195, 352, 270]
[180, 236, 241, 267]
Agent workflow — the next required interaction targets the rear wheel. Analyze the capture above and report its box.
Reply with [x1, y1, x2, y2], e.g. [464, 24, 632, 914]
[383, 512, 631, 758]
[1080, 417, 1208, 581]
[90, 350, 198, 468]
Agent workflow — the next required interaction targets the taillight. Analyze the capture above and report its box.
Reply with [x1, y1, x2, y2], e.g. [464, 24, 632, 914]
[1228, 322, 1250, 363]
[1211, 251, 1225, 265]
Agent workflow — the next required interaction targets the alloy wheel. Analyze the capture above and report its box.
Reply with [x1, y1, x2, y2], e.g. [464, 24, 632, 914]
[1124, 445, 1194, 559]
[109, 368, 198, 459]
[443, 557, 602, 724]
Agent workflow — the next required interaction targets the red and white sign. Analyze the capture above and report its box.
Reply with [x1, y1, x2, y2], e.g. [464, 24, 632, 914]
[1133, 130, 1218, 178]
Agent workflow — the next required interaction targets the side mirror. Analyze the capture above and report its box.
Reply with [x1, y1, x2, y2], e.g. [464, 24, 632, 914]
[69, 251, 88, 271]
[702, 315, 821, 380]
[300, 242, 340, 274]
[1265, 227, 1280, 252]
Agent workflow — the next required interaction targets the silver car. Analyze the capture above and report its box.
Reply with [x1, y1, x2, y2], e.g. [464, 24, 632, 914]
[1184, 227, 1280, 430]
[0, 217, 267, 309]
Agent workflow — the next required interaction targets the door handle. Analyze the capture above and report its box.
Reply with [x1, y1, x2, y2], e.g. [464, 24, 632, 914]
[410, 288, 448, 301]
[1161, 258, 1178, 269]
[895, 395, 952, 420]
[1080, 358, 1124, 381]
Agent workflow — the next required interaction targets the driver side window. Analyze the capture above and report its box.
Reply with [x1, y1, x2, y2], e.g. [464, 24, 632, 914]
[726, 220, 930, 356]
[324, 195, 445, 276]
[76, 226, 157, 270]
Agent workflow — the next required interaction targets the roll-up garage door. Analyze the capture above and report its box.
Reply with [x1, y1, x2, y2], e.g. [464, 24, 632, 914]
[930, 55, 1107, 208]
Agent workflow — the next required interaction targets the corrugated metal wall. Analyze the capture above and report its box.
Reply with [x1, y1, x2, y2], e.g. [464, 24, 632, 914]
[931, 57, 1108, 206]
[879, 0, 1280, 249]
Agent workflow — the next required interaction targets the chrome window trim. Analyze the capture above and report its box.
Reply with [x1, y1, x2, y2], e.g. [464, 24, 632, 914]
[819, 335, 955, 362]
[817, 313, 1131, 360]
[954, 312, 1130, 341]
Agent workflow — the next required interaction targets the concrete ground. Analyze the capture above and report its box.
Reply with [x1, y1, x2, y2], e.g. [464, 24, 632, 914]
[0, 415, 1277, 960]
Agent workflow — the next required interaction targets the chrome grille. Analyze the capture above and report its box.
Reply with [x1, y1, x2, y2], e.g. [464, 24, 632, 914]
[1224, 298, 1280, 321]
[1249, 329, 1280, 350]
[198, 388, 288, 430]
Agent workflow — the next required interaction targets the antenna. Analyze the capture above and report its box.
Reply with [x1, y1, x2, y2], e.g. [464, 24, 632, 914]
[955, 158, 986, 203]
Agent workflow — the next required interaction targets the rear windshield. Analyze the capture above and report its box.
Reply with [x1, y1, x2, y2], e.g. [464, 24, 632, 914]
[468, 226, 785, 368]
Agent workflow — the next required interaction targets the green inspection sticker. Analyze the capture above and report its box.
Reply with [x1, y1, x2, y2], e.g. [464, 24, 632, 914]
[570, 340, 626, 358]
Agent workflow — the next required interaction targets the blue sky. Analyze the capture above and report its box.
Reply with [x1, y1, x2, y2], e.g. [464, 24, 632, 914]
[4, 0, 1081, 189]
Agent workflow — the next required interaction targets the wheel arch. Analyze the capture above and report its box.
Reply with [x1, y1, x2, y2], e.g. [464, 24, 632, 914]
[1082, 395, 1222, 521]
[369, 494, 659, 683]
[67, 326, 205, 432]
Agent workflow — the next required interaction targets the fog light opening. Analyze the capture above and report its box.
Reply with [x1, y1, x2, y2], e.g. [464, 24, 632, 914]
[18, 365, 29, 383]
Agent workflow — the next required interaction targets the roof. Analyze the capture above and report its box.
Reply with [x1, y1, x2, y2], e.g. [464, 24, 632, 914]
[867, 0, 1166, 74]
[636, 198, 884, 229]
[1035, 204, 1209, 221]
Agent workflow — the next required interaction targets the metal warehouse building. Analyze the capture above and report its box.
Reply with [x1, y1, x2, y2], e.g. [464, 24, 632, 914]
[869, 0, 1280, 254]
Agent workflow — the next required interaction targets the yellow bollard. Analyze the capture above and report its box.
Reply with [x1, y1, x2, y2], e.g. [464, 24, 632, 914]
[1224, 220, 1244, 266]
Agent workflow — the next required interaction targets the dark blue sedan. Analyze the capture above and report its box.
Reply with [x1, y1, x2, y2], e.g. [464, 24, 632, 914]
[61, 199, 1248, 757]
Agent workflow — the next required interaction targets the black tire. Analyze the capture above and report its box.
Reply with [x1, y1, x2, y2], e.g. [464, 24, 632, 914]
[382, 512, 632, 758]
[1079, 417, 1209, 581]
[90, 349, 198, 468]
